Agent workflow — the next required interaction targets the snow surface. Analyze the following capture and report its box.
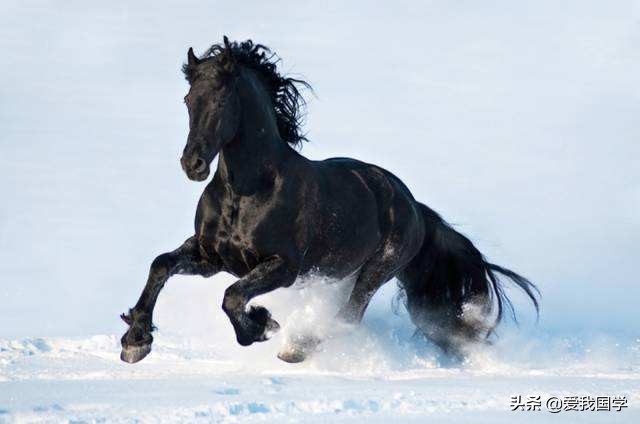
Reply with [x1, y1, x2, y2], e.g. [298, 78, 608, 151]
[1, 278, 639, 423]
[1, 0, 639, 422]
[1, 329, 639, 422]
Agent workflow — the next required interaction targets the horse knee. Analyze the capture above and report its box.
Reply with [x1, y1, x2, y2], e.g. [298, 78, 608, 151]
[150, 253, 173, 279]
[222, 285, 245, 314]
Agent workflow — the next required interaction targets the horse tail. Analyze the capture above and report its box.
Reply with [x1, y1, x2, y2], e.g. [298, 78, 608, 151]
[397, 203, 539, 356]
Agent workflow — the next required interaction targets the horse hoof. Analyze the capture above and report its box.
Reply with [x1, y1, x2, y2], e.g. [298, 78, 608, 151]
[277, 335, 321, 363]
[253, 318, 280, 343]
[277, 347, 307, 363]
[247, 305, 281, 342]
[120, 344, 151, 363]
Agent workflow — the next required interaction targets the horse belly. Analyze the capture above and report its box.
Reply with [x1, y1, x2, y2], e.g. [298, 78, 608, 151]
[302, 182, 381, 278]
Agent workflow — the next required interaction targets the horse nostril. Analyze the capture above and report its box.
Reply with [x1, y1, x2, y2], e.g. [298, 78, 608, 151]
[193, 158, 206, 172]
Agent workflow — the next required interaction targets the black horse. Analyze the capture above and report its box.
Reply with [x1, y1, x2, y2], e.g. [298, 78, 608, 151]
[120, 37, 539, 364]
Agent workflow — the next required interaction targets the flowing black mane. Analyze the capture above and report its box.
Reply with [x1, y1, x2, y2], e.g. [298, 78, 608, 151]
[182, 37, 311, 147]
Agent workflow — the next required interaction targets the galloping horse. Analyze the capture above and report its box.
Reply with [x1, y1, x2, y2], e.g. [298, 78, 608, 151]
[120, 37, 539, 364]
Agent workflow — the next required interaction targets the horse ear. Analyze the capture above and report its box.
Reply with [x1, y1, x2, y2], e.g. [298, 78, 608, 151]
[120, 313, 133, 326]
[223, 36, 231, 50]
[187, 47, 199, 66]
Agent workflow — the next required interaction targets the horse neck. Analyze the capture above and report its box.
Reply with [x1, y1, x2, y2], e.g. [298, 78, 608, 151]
[218, 67, 295, 186]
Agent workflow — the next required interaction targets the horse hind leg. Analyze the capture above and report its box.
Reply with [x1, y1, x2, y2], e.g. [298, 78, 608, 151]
[277, 241, 407, 363]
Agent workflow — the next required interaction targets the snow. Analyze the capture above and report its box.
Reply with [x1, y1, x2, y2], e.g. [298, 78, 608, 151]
[1, 0, 639, 422]
[1, 329, 639, 422]
[1, 279, 639, 422]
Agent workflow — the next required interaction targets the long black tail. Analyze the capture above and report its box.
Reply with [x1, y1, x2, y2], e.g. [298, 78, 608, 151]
[397, 203, 539, 355]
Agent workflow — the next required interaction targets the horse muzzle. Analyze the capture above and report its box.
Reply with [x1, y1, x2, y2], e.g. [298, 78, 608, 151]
[180, 154, 210, 181]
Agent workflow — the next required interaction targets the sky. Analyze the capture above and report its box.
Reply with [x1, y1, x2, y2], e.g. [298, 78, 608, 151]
[0, 0, 638, 340]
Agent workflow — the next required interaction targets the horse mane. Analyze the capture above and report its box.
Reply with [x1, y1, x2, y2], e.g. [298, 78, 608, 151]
[182, 37, 312, 147]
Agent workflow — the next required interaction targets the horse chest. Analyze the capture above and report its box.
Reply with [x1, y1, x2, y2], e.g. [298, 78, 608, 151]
[199, 190, 270, 276]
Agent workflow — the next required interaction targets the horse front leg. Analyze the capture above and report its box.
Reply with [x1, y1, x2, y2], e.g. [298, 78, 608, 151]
[222, 255, 298, 346]
[120, 235, 221, 363]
